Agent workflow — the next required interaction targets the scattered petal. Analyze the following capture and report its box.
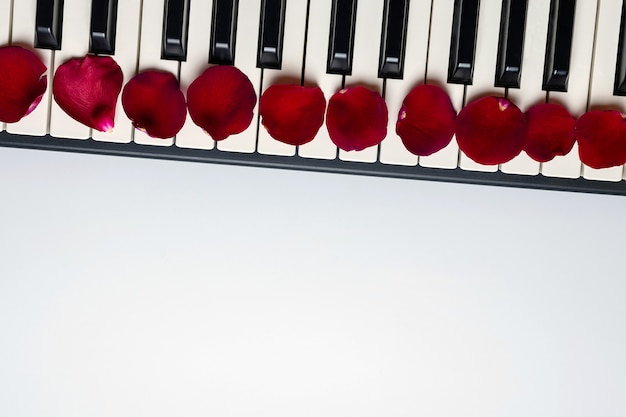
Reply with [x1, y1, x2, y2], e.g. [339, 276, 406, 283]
[187, 66, 256, 141]
[326, 86, 387, 151]
[395, 84, 456, 156]
[53, 55, 123, 131]
[523, 103, 576, 162]
[0, 45, 47, 123]
[259, 84, 326, 146]
[577, 110, 626, 169]
[122, 70, 186, 138]
[456, 96, 526, 165]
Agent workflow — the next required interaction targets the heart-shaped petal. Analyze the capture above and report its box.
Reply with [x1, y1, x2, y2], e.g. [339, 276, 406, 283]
[577, 110, 626, 169]
[0, 45, 47, 123]
[523, 103, 576, 162]
[326, 86, 388, 151]
[456, 96, 526, 165]
[187, 65, 256, 141]
[259, 84, 326, 146]
[122, 70, 186, 139]
[396, 84, 456, 156]
[53, 55, 123, 131]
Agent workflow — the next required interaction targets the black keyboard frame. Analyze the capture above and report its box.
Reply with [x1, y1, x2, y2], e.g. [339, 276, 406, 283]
[1, 131, 625, 196]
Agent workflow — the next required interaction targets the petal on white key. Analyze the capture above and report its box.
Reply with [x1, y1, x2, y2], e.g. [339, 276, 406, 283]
[133, 0, 180, 147]
[298, 0, 340, 160]
[175, 0, 215, 150]
[92, 0, 142, 144]
[216, 0, 262, 153]
[582, 0, 625, 182]
[257, 0, 308, 157]
[48, 0, 92, 140]
[501, 0, 552, 176]
[379, 0, 430, 167]
[7, 0, 53, 137]
[419, 0, 462, 169]
[543, 0, 598, 179]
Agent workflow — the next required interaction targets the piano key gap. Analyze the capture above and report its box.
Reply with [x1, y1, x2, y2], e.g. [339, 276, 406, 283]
[300, 0, 312, 86]
[423, 0, 435, 82]
[7, 0, 14, 43]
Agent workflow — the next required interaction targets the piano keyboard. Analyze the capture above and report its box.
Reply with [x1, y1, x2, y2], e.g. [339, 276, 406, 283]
[2, 0, 626, 195]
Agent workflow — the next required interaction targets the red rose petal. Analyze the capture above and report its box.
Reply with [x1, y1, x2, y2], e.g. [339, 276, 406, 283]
[395, 84, 456, 156]
[259, 85, 326, 146]
[456, 96, 526, 165]
[122, 70, 186, 138]
[53, 55, 123, 131]
[326, 86, 388, 151]
[577, 110, 626, 169]
[187, 66, 256, 141]
[523, 103, 576, 162]
[0, 46, 47, 123]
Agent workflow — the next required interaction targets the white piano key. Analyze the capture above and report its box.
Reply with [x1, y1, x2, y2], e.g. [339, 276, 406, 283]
[216, 0, 262, 153]
[379, 0, 430, 167]
[91, 0, 142, 144]
[582, 0, 624, 182]
[175, 0, 215, 150]
[460, 0, 504, 173]
[419, 0, 463, 170]
[298, 0, 341, 160]
[338, 0, 385, 163]
[501, 0, 550, 176]
[134, 0, 180, 147]
[48, 0, 92, 140]
[0, 0, 11, 132]
[256, 0, 308, 157]
[542, 0, 598, 179]
[6, 0, 53, 137]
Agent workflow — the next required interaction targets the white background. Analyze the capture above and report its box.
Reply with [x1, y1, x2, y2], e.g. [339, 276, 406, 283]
[1, 146, 625, 416]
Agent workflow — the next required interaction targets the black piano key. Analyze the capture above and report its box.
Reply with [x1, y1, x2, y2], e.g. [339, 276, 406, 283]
[543, 0, 576, 92]
[327, 0, 358, 75]
[257, 0, 286, 69]
[448, 0, 480, 85]
[614, 1, 626, 95]
[495, 0, 527, 88]
[90, 0, 118, 55]
[210, 0, 239, 65]
[378, 0, 409, 79]
[35, 0, 64, 50]
[162, 0, 191, 60]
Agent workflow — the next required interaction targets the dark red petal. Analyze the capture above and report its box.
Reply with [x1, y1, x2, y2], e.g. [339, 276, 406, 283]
[259, 84, 326, 146]
[456, 96, 525, 165]
[122, 70, 186, 138]
[187, 66, 256, 141]
[395, 84, 456, 156]
[53, 55, 123, 131]
[326, 86, 388, 151]
[0, 46, 47, 123]
[523, 103, 576, 162]
[577, 110, 626, 169]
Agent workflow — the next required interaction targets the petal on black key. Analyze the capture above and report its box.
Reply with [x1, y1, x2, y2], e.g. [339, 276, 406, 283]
[35, 0, 64, 50]
[257, 0, 286, 69]
[543, 0, 576, 92]
[448, 0, 480, 85]
[615, 1, 626, 95]
[495, 0, 527, 88]
[327, 0, 357, 75]
[90, 0, 118, 55]
[210, 0, 239, 65]
[162, 0, 191, 60]
[378, 0, 409, 79]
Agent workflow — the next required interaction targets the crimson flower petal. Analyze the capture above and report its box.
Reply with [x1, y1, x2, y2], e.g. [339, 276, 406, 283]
[53, 55, 123, 131]
[259, 85, 326, 146]
[187, 66, 256, 141]
[456, 96, 526, 165]
[577, 110, 626, 169]
[122, 70, 186, 138]
[0, 45, 47, 123]
[523, 103, 576, 162]
[395, 84, 456, 156]
[326, 86, 388, 151]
